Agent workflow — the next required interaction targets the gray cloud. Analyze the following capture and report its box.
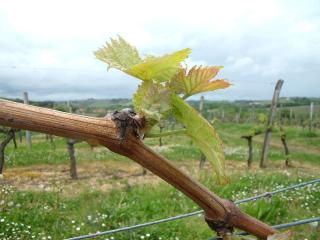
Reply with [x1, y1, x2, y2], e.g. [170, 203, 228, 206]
[0, 0, 319, 101]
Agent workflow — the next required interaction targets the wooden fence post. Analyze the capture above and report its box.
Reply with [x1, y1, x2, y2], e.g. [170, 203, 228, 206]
[67, 139, 78, 179]
[309, 102, 314, 132]
[260, 80, 284, 168]
[67, 102, 78, 179]
[159, 123, 164, 147]
[23, 92, 32, 148]
[241, 136, 253, 168]
[289, 108, 293, 125]
[279, 103, 283, 125]
[0, 129, 16, 174]
[221, 108, 225, 122]
[280, 128, 290, 167]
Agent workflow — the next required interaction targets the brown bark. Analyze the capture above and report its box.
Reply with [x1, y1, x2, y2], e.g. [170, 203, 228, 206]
[159, 125, 164, 147]
[241, 130, 263, 168]
[0, 99, 276, 239]
[260, 79, 284, 167]
[241, 136, 253, 168]
[280, 133, 290, 167]
[67, 139, 78, 179]
[12, 131, 17, 149]
[0, 129, 15, 174]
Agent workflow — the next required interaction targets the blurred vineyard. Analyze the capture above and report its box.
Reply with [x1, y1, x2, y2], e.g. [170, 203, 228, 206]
[0, 96, 319, 240]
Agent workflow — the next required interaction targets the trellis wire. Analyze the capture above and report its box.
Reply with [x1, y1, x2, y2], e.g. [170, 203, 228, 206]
[66, 210, 203, 240]
[66, 178, 320, 240]
[209, 216, 320, 239]
[235, 178, 320, 204]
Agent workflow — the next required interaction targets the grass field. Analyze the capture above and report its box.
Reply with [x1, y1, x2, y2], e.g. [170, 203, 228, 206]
[0, 123, 319, 240]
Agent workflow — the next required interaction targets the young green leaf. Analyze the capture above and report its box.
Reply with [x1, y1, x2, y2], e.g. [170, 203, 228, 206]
[127, 48, 191, 82]
[95, 36, 142, 71]
[133, 81, 171, 125]
[170, 94, 227, 183]
[96, 37, 230, 183]
[170, 66, 230, 98]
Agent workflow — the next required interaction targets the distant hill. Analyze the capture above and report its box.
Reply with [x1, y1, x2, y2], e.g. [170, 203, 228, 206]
[2, 96, 319, 119]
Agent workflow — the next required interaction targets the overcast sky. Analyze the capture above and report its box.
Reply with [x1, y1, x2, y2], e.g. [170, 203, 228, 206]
[0, 0, 319, 101]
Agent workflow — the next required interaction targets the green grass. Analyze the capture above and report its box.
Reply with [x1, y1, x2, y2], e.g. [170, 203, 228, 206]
[1, 123, 319, 239]
[4, 137, 130, 167]
[4, 123, 319, 167]
[1, 174, 319, 239]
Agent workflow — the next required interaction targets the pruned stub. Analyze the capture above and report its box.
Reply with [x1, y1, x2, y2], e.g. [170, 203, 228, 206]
[111, 108, 142, 141]
[205, 216, 233, 238]
[204, 199, 241, 238]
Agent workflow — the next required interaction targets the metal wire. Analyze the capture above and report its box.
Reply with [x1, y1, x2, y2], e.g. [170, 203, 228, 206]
[235, 178, 320, 204]
[66, 210, 204, 240]
[271, 216, 320, 230]
[209, 217, 320, 239]
[66, 178, 320, 240]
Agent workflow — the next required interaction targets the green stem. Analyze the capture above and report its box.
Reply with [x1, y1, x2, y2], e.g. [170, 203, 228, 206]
[145, 129, 187, 138]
